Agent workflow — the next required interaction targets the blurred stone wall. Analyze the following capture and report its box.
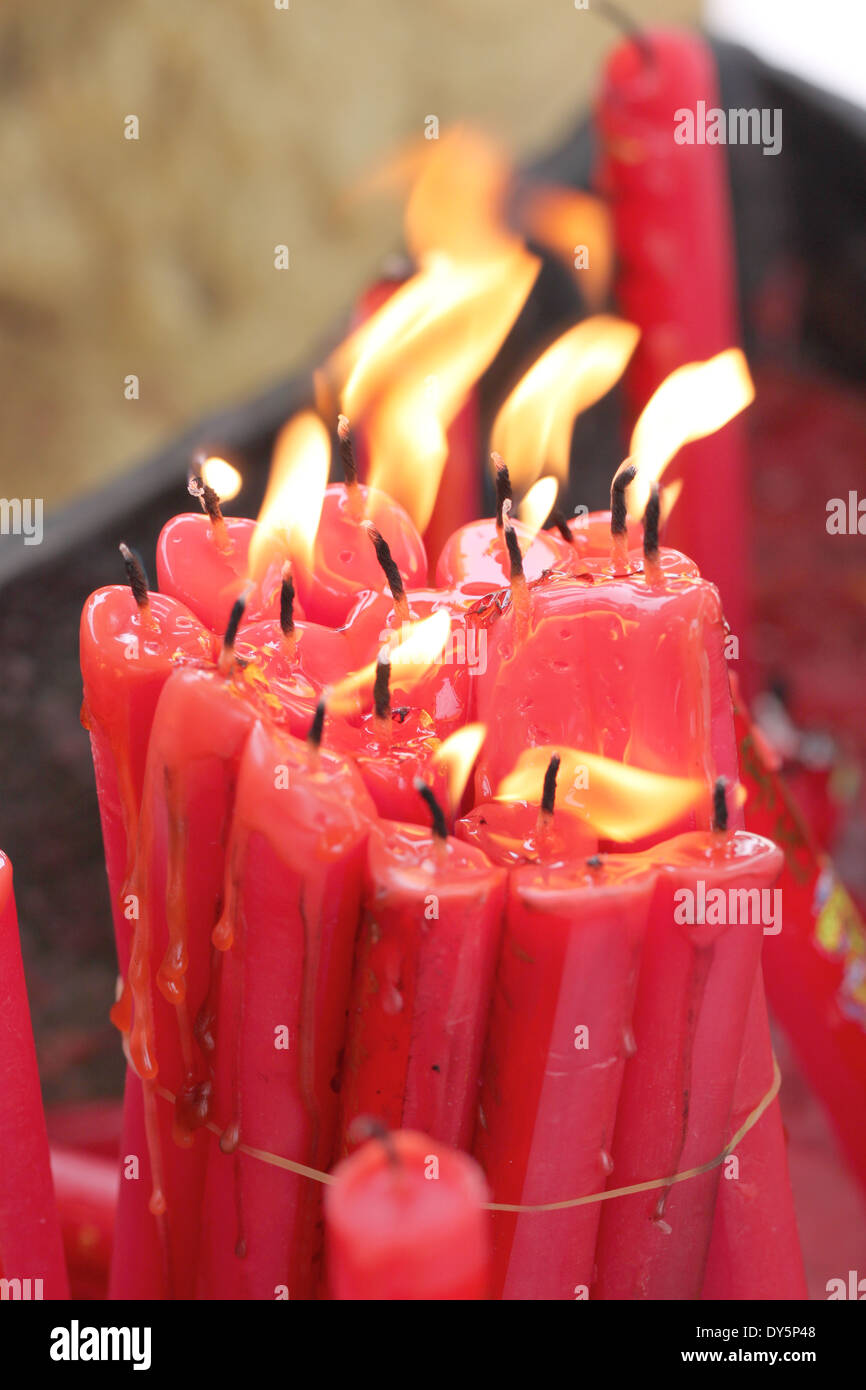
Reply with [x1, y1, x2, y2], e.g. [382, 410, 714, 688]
[0, 0, 698, 509]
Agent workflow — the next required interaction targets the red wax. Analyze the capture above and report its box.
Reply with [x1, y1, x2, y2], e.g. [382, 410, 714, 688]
[326, 1130, 491, 1300]
[110, 665, 266, 1299]
[596, 30, 750, 653]
[473, 856, 656, 1300]
[50, 1145, 118, 1301]
[701, 971, 807, 1300]
[0, 852, 68, 1298]
[326, 711, 449, 825]
[568, 509, 643, 557]
[435, 517, 569, 596]
[196, 720, 376, 1299]
[336, 821, 506, 1158]
[341, 586, 474, 736]
[456, 798, 596, 866]
[473, 564, 738, 827]
[237, 618, 357, 737]
[594, 830, 783, 1299]
[292, 483, 426, 628]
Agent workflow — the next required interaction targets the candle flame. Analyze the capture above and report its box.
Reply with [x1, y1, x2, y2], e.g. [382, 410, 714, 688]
[247, 412, 329, 581]
[200, 456, 242, 502]
[328, 610, 452, 715]
[496, 746, 708, 840]
[627, 349, 755, 518]
[520, 184, 614, 308]
[490, 317, 639, 491]
[434, 723, 486, 810]
[518, 476, 559, 538]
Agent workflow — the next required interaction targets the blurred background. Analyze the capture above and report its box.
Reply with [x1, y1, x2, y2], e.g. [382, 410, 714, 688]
[2, 0, 866, 1300]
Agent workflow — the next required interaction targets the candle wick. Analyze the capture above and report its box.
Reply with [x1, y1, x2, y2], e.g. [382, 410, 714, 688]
[543, 507, 575, 545]
[593, 0, 654, 65]
[219, 592, 247, 675]
[492, 452, 513, 530]
[373, 649, 392, 725]
[414, 778, 448, 840]
[642, 480, 662, 584]
[539, 752, 561, 821]
[189, 472, 231, 552]
[307, 696, 326, 751]
[712, 776, 729, 834]
[610, 460, 637, 572]
[279, 562, 298, 657]
[119, 542, 151, 612]
[365, 523, 411, 625]
[349, 1116, 401, 1169]
[337, 414, 365, 522]
[504, 515, 531, 639]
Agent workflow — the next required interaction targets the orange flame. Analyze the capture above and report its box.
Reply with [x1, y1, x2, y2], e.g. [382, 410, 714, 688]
[490, 317, 639, 491]
[521, 184, 614, 308]
[434, 723, 486, 810]
[496, 746, 707, 841]
[328, 610, 452, 715]
[201, 456, 242, 502]
[247, 413, 329, 582]
[627, 349, 755, 517]
[517, 476, 558, 538]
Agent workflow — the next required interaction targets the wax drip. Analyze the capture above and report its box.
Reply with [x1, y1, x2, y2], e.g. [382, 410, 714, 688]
[280, 563, 298, 658]
[219, 593, 247, 676]
[414, 779, 448, 840]
[492, 453, 513, 530]
[373, 649, 391, 727]
[642, 481, 661, 584]
[610, 461, 637, 573]
[189, 473, 231, 553]
[543, 509, 575, 544]
[365, 524, 411, 626]
[141, 1078, 173, 1297]
[654, 942, 715, 1224]
[337, 414, 365, 521]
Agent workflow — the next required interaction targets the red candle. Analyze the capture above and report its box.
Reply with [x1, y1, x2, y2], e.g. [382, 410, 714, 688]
[196, 718, 376, 1299]
[0, 851, 68, 1299]
[456, 752, 597, 865]
[701, 971, 807, 1300]
[474, 853, 657, 1300]
[326, 1130, 490, 1300]
[596, 28, 751, 652]
[156, 510, 260, 636]
[335, 807, 506, 1158]
[593, 820, 783, 1299]
[50, 1146, 118, 1301]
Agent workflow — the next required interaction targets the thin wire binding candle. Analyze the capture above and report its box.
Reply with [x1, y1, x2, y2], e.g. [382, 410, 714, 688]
[473, 850, 658, 1300]
[326, 1129, 491, 1300]
[593, 785, 784, 1299]
[195, 719, 376, 1299]
[0, 851, 69, 1299]
[334, 781, 506, 1161]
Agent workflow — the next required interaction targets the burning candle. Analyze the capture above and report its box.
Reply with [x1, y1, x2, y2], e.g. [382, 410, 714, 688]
[0, 851, 68, 1299]
[335, 781, 506, 1159]
[593, 785, 784, 1300]
[326, 1128, 491, 1300]
[195, 717, 376, 1299]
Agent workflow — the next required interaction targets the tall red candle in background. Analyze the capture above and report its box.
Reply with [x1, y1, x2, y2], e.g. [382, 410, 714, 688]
[326, 1130, 490, 1300]
[0, 852, 68, 1299]
[596, 29, 751, 660]
[594, 814, 784, 1300]
[474, 853, 657, 1300]
[336, 808, 506, 1159]
[196, 719, 375, 1300]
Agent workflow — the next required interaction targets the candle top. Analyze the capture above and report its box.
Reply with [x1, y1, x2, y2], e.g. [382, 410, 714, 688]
[368, 819, 501, 893]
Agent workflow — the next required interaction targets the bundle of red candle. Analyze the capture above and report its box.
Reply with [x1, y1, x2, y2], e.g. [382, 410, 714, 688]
[73, 334, 807, 1299]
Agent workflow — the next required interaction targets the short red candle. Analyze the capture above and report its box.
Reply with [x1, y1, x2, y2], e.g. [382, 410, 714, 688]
[335, 820, 506, 1157]
[326, 1130, 491, 1300]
